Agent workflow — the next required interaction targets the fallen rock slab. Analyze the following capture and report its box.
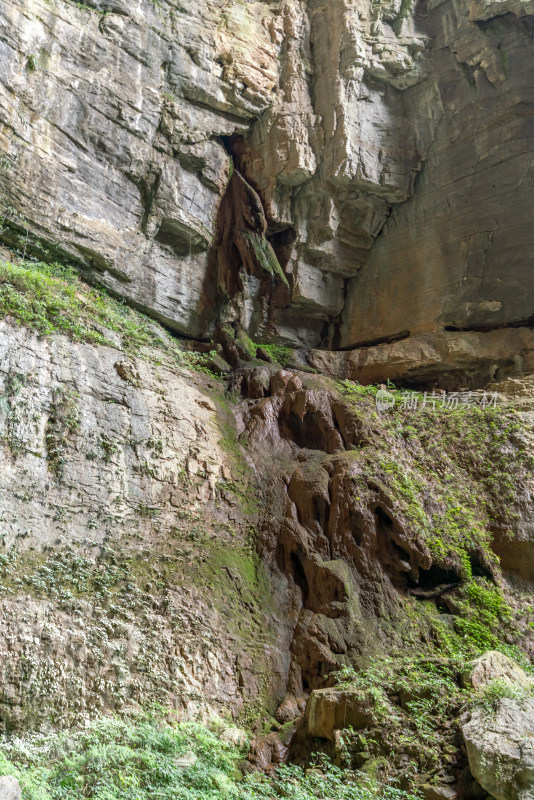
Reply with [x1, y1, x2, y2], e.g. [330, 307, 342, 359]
[302, 688, 374, 741]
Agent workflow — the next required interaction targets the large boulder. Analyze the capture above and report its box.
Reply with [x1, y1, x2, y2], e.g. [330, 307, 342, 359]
[461, 652, 533, 692]
[461, 653, 534, 800]
[462, 697, 534, 800]
[302, 688, 374, 741]
[0, 776, 21, 800]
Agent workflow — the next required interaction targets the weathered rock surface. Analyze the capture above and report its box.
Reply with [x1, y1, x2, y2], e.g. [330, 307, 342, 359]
[461, 651, 533, 691]
[0, 319, 288, 730]
[1, 0, 533, 377]
[481, 379, 534, 580]
[0, 776, 21, 800]
[0, 0, 278, 337]
[340, 1, 534, 351]
[462, 697, 534, 800]
[301, 687, 373, 741]
[235, 363, 534, 746]
[0, 295, 534, 758]
[307, 329, 534, 389]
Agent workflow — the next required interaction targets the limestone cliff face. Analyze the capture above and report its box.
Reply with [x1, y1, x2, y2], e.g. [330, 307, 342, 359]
[1, 0, 533, 381]
[0, 0, 278, 337]
[0, 318, 288, 730]
[2, 5, 534, 793]
[340, 2, 534, 349]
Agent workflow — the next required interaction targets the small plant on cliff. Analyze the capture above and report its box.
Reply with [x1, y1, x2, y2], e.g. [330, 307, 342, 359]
[477, 678, 532, 714]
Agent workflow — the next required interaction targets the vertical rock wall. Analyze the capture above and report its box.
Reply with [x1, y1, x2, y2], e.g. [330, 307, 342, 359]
[1, 0, 533, 366]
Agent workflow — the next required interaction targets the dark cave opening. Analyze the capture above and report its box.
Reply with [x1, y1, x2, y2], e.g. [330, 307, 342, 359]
[468, 551, 495, 581]
[408, 563, 462, 597]
[290, 551, 310, 607]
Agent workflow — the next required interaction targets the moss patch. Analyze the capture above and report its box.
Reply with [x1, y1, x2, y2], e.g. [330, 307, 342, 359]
[0, 256, 216, 373]
[340, 380, 533, 574]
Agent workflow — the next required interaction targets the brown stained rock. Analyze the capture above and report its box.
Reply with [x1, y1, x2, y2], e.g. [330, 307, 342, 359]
[213, 325, 252, 368]
[270, 369, 295, 397]
[245, 373, 438, 698]
[302, 688, 374, 741]
[492, 538, 534, 582]
[331, 401, 368, 449]
[114, 360, 139, 384]
[248, 731, 289, 773]
[242, 368, 271, 399]
[279, 389, 345, 453]
[308, 329, 534, 390]
[287, 375, 303, 394]
[275, 693, 302, 723]
[215, 169, 287, 305]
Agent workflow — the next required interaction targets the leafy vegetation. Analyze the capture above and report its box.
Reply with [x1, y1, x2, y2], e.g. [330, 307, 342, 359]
[230, 328, 294, 367]
[0, 715, 420, 800]
[255, 342, 293, 367]
[0, 256, 215, 372]
[339, 378, 532, 576]
[449, 578, 527, 664]
[332, 655, 466, 778]
[330, 649, 530, 781]
[332, 378, 534, 774]
[477, 678, 533, 714]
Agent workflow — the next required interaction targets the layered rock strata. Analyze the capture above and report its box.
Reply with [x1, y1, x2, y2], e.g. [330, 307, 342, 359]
[1, 0, 533, 378]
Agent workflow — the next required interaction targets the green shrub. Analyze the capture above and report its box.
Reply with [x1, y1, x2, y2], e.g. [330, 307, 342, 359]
[0, 715, 420, 800]
[478, 678, 532, 713]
